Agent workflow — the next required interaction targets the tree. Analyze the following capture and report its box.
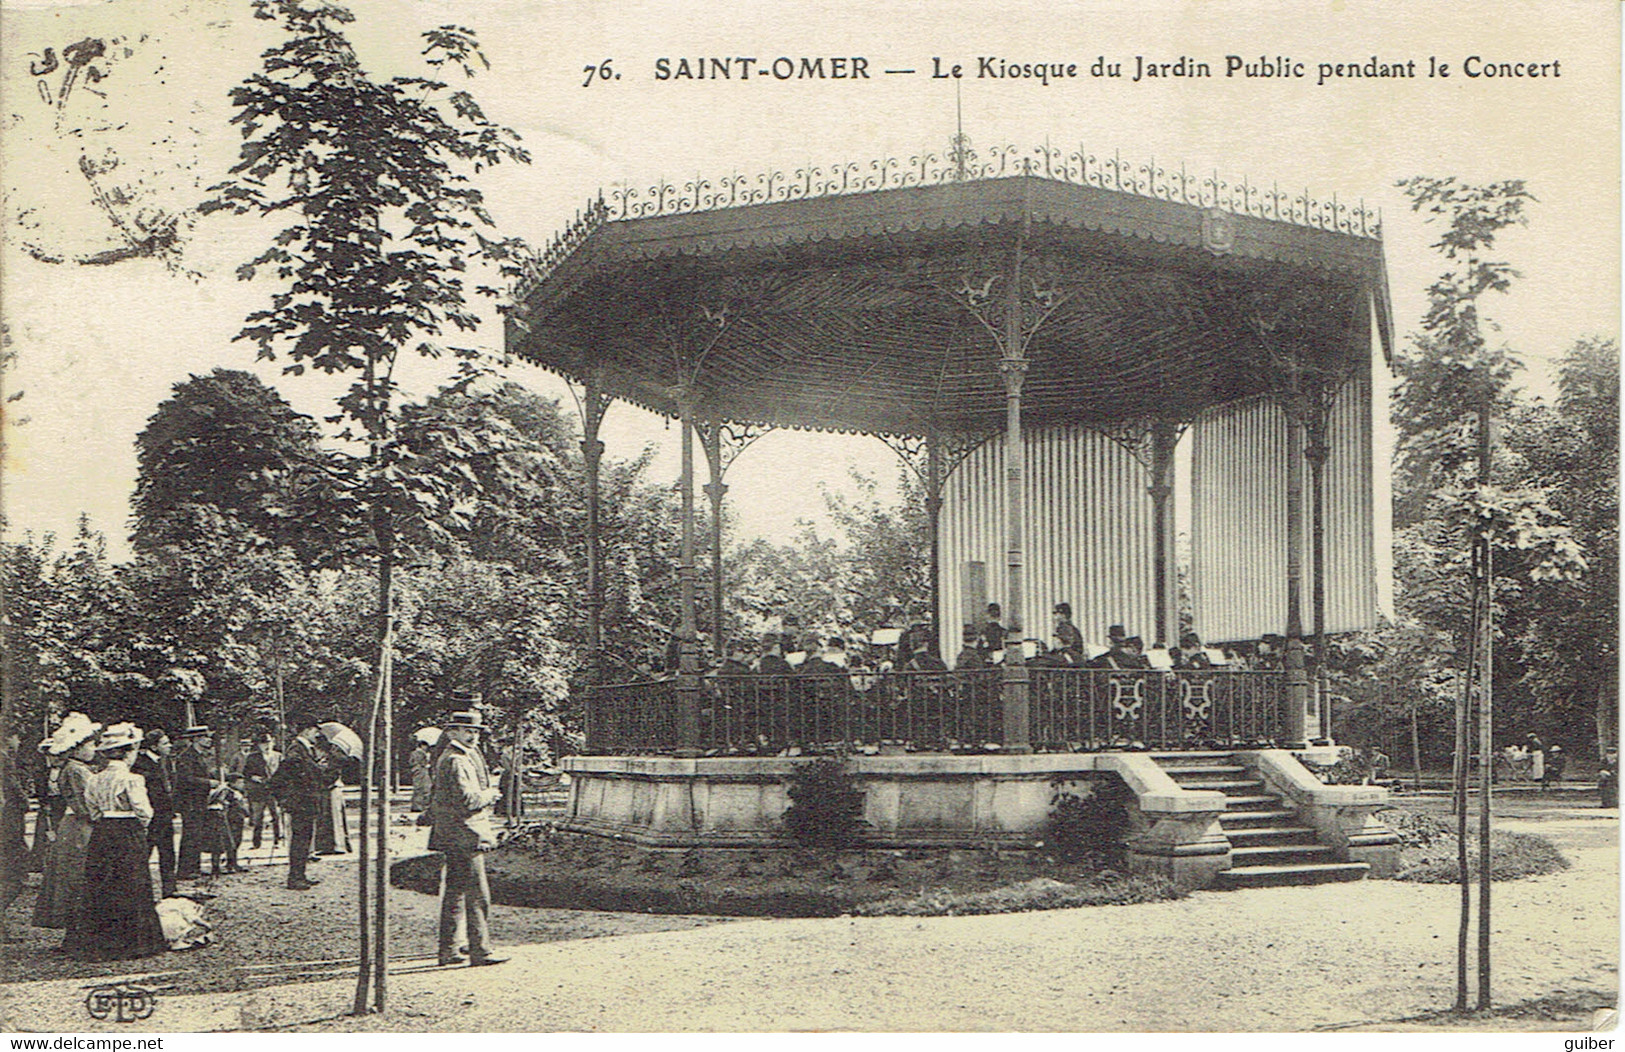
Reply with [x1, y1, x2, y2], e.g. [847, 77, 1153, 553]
[821, 469, 932, 631]
[2, 529, 61, 750]
[1390, 178, 1533, 529]
[1396, 175, 1583, 1015]
[1503, 337, 1619, 757]
[594, 448, 691, 674]
[203, 0, 530, 1012]
[1, 518, 179, 734]
[132, 368, 354, 562]
[391, 557, 576, 753]
[394, 380, 577, 572]
[727, 468, 929, 644]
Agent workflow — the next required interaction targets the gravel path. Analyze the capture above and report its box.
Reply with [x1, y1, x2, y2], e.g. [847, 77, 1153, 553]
[2, 805, 1614, 1032]
[1, 799, 721, 996]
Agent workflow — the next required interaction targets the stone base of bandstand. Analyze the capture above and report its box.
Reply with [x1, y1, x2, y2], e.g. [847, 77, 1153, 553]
[560, 753, 1239, 890]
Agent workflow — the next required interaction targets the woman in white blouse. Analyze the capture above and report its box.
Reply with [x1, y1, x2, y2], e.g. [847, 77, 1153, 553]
[31, 712, 99, 930]
[64, 723, 167, 961]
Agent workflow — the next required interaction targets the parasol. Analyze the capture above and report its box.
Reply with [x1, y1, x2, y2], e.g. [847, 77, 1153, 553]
[412, 727, 442, 746]
[317, 721, 363, 760]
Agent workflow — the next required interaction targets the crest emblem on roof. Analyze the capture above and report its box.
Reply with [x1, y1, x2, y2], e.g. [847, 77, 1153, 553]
[1201, 207, 1235, 256]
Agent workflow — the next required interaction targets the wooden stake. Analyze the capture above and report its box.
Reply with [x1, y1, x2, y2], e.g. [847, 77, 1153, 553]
[375, 638, 392, 1011]
[1475, 387, 1495, 1011]
[1453, 573, 1475, 1014]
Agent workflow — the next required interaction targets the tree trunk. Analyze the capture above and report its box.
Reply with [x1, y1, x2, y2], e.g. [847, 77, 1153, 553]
[1410, 689, 1423, 792]
[374, 617, 392, 1012]
[1454, 603, 1474, 1013]
[353, 662, 382, 1015]
[1474, 383, 1495, 1012]
[1597, 678, 1618, 764]
[1476, 542, 1493, 1010]
[372, 506, 393, 1013]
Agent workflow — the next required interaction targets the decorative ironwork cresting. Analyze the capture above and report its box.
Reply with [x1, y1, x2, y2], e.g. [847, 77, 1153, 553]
[514, 144, 1382, 303]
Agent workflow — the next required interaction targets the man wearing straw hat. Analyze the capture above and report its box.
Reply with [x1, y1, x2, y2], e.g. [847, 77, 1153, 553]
[429, 704, 505, 967]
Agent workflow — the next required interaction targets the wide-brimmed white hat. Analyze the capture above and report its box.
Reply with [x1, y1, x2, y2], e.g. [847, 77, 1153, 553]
[96, 723, 142, 752]
[42, 712, 101, 755]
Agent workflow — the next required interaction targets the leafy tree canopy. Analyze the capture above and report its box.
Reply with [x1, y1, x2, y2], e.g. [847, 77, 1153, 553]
[132, 367, 352, 560]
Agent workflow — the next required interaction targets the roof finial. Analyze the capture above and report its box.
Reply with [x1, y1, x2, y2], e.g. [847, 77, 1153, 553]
[949, 80, 974, 181]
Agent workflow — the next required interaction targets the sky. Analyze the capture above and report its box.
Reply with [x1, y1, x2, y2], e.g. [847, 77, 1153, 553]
[1, 0, 1618, 561]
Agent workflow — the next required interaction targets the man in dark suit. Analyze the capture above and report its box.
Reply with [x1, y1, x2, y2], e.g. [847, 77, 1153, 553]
[1089, 632, 1147, 670]
[132, 729, 177, 897]
[242, 730, 282, 849]
[430, 707, 504, 966]
[1049, 602, 1085, 666]
[172, 726, 218, 881]
[1174, 632, 1213, 670]
[755, 633, 793, 675]
[978, 603, 1007, 657]
[278, 712, 331, 891]
[954, 624, 989, 670]
[795, 638, 853, 737]
[797, 637, 849, 678]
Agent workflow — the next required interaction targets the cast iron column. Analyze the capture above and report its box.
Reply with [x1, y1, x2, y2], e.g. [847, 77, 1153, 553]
[1283, 382, 1310, 748]
[580, 374, 608, 753]
[1306, 407, 1330, 742]
[675, 388, 700, 754]
[926, 431, 944, 655]
[1149, 420, 1178, 647]
[580, 373, 608, 682]
[702, 421, 728, 663]
[1000, 242, 1031, 752]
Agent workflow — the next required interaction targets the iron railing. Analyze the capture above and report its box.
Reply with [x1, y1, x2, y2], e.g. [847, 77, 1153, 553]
[583, 677, 682, 755]
[1029, 667, 1284, 751]
[584, 668, 1285, 755]
[701, 669, 1003, 754]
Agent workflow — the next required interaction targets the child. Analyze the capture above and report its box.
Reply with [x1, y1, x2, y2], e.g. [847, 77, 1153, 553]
[206, 779, 249, 875]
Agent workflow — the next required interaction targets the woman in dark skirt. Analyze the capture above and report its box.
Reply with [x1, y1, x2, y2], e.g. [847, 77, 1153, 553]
[65, 723, 167, 961]
[32, 713, 100, 930]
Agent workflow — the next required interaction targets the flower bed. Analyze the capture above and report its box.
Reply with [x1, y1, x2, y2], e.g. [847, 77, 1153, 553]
[389, 824, 1185, 917]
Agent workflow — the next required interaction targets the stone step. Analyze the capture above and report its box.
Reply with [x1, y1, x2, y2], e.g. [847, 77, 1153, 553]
[1219, 794, 1285, 810]
[1230, 843, 1340, 865]
[1174, 778, 1266, 794]
[1163, 765, 1249, 779]
[1224, 825, 1319, 844]
[1150, 752, 1240, 766]
[1213, 862, 1371, 890]
[1218, 809, 1300, 827]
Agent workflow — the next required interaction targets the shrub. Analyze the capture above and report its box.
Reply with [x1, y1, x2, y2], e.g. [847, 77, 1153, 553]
[1395, 828, 1570, 883]
[1378, 805, 1569, 882]
[781, 756, 869, 850]
[1302, 750, 1376, 785]
[867, 853, 900, 884]
[1378, 806, 1454, 848]
[1042, 776, 1132, 865]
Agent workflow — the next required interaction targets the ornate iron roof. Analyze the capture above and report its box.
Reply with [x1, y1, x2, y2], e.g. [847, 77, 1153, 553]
[507, 150, 1391, 438]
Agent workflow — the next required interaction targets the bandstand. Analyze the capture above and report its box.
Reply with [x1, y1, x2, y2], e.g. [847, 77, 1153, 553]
[507, 146, 1399, 888]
